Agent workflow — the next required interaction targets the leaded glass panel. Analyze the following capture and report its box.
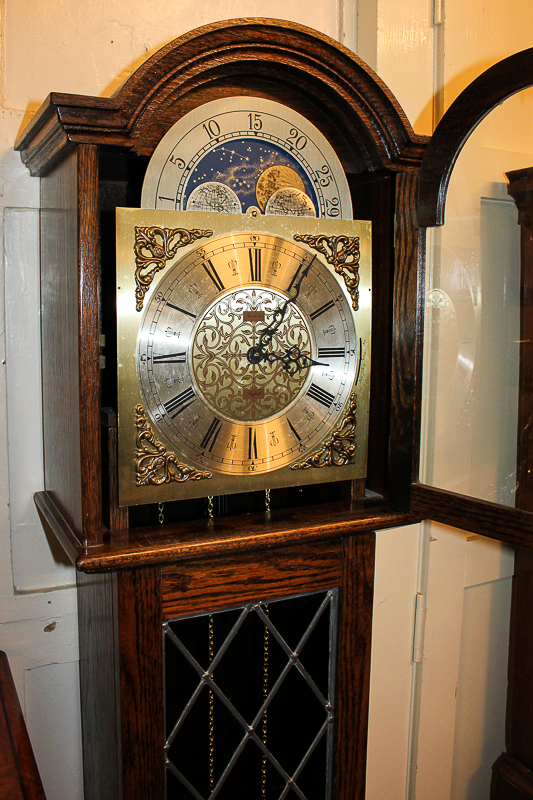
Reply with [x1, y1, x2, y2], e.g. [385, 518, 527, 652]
[164, 589, 338, 800]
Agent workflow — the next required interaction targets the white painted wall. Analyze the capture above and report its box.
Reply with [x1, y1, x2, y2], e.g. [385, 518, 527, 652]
[362, 0, 527, 796]
[0, 0, 528, 798]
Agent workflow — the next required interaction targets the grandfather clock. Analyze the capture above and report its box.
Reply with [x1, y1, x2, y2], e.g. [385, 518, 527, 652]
[16, 19, 426, 800]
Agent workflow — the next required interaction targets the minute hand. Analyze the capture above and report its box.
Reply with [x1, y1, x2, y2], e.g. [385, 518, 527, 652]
[257, 257, 315, 349]
[247, 257, 315, 366]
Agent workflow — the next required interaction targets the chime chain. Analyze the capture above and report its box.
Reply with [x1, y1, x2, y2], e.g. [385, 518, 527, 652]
[209, 614, 214, 794]
[262, 605, 269, 800]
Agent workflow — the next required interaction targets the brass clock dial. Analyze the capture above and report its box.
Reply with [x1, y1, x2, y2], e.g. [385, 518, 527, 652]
[140, 97, 353, 219]
[117, 210, 371, 506]
[136, 232, 357, 476]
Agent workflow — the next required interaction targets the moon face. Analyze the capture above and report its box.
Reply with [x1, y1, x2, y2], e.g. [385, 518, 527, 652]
[255, 165, 307, 212]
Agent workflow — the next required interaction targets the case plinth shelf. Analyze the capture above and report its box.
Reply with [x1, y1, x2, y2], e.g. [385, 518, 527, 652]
[34, 489, 419, 573]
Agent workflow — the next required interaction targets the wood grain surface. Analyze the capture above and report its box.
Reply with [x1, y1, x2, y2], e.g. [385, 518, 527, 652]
[334, 533, 375, 800]
[105, 426, 129, 534]
[492, 753, 533, 800]
[77, 571, 121, 800]
[40, 149, 84, 538]
[0, 652, 46, 800]
[77, 145, 103, 546]
[34, 490, 81, 567]
[411, 483, 533, 548]
[73, 494, 416, 572]
[117, 567, 164, 800]
[492, 170, 533, 799]
[389, 173, 424, 507]
[78, 567, 165, 800]
[505, 548, 533, 767]
[508, 167, 533, 514]
[349, 174, 394, 498]
[162, 540, 343, 618]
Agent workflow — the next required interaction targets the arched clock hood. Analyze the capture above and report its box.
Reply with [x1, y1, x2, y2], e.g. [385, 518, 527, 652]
[16, 18, 427, 177]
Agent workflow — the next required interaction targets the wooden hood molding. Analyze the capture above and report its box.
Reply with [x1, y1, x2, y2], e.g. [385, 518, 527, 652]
[15, 18, 427, 177]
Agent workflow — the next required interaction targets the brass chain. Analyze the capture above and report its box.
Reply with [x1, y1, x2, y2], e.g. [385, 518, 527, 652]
[265, 489, 271, 512]
[158, 502, 164, 524]
[262, 605, 269, 799]
[209, 614, 214, 794]
[207, 496, 214, 519]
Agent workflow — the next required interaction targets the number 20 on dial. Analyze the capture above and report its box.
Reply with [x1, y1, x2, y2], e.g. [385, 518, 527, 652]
[140, 97, 353, 221]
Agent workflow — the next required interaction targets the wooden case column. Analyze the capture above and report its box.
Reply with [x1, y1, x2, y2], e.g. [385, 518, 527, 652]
[39, 144, 102, 546]
[490, 167, 533, 800]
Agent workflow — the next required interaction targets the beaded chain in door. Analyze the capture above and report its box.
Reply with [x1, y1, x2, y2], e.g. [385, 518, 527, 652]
[164, 590, 338, 799]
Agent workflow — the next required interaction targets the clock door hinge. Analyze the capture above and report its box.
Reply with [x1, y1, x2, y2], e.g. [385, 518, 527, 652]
[99, 334, 106, 369]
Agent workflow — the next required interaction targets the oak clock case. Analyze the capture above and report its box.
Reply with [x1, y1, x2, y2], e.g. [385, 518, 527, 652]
[15, 18, 432, 800]
[117, 209, 371, 507]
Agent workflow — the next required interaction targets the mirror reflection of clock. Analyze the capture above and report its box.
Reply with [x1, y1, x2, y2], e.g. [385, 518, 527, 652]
[141, 97, 352, 219]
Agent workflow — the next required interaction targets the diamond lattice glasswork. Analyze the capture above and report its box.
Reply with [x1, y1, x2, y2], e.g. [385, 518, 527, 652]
[164, 589, 338, 799]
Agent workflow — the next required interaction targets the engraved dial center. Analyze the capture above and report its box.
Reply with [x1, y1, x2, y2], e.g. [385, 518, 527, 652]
[190, 287, 313, 423]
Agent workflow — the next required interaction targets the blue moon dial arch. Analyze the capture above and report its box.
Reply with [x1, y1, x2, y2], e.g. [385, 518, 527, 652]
[141, 97, 353, 220]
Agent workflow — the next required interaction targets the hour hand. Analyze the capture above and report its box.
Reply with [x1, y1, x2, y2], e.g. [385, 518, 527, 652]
[246, 309, 291, 365]
[265, 346, 328, 375]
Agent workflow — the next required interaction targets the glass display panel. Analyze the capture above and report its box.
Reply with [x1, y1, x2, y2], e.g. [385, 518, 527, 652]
[422, 88, 533, 506]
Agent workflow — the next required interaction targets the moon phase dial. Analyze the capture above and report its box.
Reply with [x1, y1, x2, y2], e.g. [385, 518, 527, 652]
[135, 232, 359, 477]
[141, 97, 353, 220]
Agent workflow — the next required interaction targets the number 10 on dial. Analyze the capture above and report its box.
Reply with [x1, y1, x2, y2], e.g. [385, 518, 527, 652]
[116, 209, 371, 506]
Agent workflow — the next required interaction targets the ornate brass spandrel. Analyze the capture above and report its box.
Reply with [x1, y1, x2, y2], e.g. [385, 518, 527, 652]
[293, 234, 360, 310]
[134, 405, 212, 485]
[290, 392, 357, 470]
[134, 226, 212, 311]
